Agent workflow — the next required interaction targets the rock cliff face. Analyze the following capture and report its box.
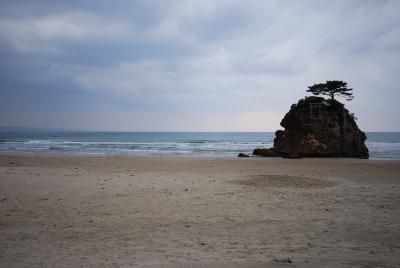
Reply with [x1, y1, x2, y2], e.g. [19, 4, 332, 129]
[254, 96, 369, 158]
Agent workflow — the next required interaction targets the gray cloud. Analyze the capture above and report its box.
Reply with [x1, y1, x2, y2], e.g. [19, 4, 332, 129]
[0, 0, 399, 131]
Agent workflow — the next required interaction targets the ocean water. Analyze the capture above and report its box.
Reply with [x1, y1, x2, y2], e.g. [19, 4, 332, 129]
[0, 131, 399, 160]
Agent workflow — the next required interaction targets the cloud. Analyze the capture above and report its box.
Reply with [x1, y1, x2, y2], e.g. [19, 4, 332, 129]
[0, 11, 135, 53]
[0, 1, 400, 131]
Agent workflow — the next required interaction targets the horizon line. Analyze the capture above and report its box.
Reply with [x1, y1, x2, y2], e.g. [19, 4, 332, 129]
[0, 126, 399, 133]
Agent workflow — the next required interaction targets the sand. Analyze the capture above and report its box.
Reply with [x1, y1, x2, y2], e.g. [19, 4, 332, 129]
[0, 155, 400, 268]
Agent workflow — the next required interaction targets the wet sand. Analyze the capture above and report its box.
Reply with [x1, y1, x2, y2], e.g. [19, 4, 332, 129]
[1, 155, 400, 267]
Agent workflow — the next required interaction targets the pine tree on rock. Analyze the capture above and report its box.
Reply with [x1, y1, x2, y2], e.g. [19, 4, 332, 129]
[307, 80, 354, 101]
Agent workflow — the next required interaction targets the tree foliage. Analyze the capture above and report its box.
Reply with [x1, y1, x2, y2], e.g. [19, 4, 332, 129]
[307, 80, 354, 101]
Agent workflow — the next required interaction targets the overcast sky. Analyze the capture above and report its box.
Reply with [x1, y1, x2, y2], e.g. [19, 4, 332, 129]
[0, 0, 399, 131]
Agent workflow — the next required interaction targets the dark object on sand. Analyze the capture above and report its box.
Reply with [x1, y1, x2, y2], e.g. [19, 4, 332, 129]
[237, 153, 250, 157]
[254, 96, 369, 158]
[274, 258, 292, 263]
[252, 148, 280, 157]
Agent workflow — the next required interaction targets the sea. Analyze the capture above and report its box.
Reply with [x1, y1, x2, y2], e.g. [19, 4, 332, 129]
[0, 131, 399, 160]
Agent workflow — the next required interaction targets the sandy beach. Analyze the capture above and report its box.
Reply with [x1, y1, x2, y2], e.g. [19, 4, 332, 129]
[0, 155, 399, 267]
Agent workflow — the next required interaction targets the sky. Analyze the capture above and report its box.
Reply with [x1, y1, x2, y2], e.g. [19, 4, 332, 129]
[0, 0, 399, 132]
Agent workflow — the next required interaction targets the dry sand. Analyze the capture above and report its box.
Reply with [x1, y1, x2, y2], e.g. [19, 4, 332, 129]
[0, 155, 400, 267]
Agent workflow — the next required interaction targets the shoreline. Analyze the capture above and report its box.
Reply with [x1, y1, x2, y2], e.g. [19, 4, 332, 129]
[1, 154, 400, 267]
[1, 152, 400, 161]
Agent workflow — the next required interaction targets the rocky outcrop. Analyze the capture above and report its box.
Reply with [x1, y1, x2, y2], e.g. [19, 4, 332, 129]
[252, 148, 280, 157]
[254, 96, 369, 158]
